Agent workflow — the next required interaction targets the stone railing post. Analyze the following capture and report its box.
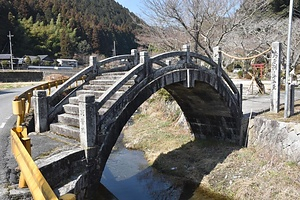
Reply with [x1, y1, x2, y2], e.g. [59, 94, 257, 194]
[33, 90, 48, 133]
[131, 49, 139, 66]
[79, 94, 97, 165]
[182, 44, 190, 63]
[89, 56, 97, 74]
[213, 46, 222, 77]
[270, 42, 281, 113]
[165, 59, 171, 65]
[139, 51, 150, 77]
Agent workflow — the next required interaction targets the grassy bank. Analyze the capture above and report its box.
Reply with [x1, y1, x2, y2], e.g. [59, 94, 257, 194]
[0, 82, 42, 90]
[122, 91, 300, 199]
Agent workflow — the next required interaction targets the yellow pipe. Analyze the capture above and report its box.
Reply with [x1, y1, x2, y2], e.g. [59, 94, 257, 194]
[48, 83, 51, 95]
[18, 126, 30, 188]
[11, 129, 58, 199]
[12, 97, 22, 126]
[59, 194, 76, 200]
[25, 93, 32, 114]
[20, 98, 25, 124]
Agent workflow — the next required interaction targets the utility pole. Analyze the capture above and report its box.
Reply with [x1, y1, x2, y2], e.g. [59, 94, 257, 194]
[112, 41, 116, 56]
[284, 0, 294, 118]
[7, 31, 14, 70]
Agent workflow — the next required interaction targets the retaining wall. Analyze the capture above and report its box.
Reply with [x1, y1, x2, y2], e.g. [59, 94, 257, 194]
[0, 71, 43, 82]
[248, 117, 300, 164]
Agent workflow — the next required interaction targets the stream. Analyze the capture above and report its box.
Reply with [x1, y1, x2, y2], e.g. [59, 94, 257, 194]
[96, 135, 228, 200]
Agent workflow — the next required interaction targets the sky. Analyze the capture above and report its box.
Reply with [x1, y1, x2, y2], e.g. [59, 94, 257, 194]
[115, 0, 144, 16]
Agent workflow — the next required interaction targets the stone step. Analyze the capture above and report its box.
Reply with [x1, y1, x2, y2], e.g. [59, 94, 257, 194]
[68, 96, 79, 105]
[63, 99, 114, 115]
[63, 104, 79, 115]
[68, 96, 116, 108]
[76, 90, 124, 100]
[95, 74, 125, 80]
[101, 99, 116, 108]
[99, 107, 108, 115]
[50, 123, 80, 141]
[89, 79, 135, 85]
[58, 113, 79, 127]
[100, 72, 126, 76]
[76, 89, 95, 96]
[83, 84, 131, 91]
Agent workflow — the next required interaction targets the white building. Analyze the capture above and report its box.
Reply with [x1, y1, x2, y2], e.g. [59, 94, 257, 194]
[56, 59, 78, 68]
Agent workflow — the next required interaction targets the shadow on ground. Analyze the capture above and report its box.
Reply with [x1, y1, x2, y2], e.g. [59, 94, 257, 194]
[152, 139, 241, 199]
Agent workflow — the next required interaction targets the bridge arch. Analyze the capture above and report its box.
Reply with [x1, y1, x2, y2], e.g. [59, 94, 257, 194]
[96, 52, 242, 174]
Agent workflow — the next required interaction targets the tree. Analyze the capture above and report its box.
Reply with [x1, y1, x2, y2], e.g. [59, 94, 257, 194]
[140, 0, 269, 58]
[60, 28, 72, 58]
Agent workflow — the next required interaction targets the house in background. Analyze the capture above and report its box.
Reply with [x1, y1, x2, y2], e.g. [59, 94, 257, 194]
[23, 55, 54, 66]
[0, 54, 20, 69]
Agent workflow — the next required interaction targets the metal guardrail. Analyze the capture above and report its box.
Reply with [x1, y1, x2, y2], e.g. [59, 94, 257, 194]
[11, 126, 75, 200]
[10, 79, 81, 199]
[12, 77, 87, 126]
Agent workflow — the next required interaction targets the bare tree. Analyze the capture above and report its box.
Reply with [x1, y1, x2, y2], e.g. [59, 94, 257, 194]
[139, 0, 269, 58]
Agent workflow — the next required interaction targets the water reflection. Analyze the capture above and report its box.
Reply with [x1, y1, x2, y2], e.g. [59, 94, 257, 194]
[101, 147, 182, 199]
[99, 137, 234, 200]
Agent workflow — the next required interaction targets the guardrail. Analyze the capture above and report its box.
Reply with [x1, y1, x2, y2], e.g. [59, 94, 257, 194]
[12, 77, 89, 127]
[11, 126, 75, 200]
[10, 76, 88, 199]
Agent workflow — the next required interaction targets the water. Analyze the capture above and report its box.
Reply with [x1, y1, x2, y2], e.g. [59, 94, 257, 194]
[99, 139, 231, 200]
[101, 147, 182, 199]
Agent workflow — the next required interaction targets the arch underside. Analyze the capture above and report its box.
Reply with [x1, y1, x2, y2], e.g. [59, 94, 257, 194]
[165, 81, 240, 141]
[96, 65, 242, 174]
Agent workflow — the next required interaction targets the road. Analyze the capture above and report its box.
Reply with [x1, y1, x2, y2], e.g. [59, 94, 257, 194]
[0, 86, 36, 199]
[0, 86, 36, 134]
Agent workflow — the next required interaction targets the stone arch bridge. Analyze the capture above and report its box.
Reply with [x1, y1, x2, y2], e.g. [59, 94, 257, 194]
[33, 45, 243, 182]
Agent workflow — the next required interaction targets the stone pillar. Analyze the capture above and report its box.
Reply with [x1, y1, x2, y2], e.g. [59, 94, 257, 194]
[213, 46, 222, 77]
[182, 44, 190, 63]
[131, 49, 139, 66]
[165, 59, 171, 65]
[270, 42, 281, 113]
[139, 51, 151, 77]
[33, 90, 48, 133]
[79, 94, 97, 164]
[89, 56, 97, 74]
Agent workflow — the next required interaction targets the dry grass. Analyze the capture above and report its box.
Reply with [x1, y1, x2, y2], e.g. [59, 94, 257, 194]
[123, 94, 193, 164]
[0, 82, 43, 90]
[122, 92, 300, 199]
[202, 147, 300, 199]
[261, 100, 300, 122]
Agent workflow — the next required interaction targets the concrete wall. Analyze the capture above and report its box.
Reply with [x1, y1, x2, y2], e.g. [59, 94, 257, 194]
[0, 71, 43, 82]
[248, 117, 300, 164]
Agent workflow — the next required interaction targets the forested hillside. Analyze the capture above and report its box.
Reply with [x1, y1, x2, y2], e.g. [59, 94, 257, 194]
[0, 0, 141, 59]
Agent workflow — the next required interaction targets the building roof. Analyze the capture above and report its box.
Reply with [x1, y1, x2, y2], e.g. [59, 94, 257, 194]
[23, 55, 53, 62]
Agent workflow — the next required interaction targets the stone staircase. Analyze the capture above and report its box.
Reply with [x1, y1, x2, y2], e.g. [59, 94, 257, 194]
[50, 72, 134, 140]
